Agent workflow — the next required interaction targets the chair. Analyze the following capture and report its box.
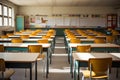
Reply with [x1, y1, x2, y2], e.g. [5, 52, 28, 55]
[37, 39, 52, 63]
[106, 36, 115, 43]
[42, 36, 50, 39]
[81, 57, 112, 80]
[37, 39, 49, 43]
[94, 38, 106, 44]
[11, 38, 23, 43]
[87, 36, 95, 39]
[70, 39, 81, 43]
[28, 45, 45, 76]
[20, 35, 29, 39]
[6, 33, 14, 37]
[77, 45, 91, 52]
[0, 58, 15, 80]
[11, 38, 23, 52]
[0, 45, 4, 52]
[0, 35, 8, 38]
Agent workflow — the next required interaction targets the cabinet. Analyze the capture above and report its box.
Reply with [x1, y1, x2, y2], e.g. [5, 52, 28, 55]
[107, 14, 117, 29]
[16, 16, 24, 31]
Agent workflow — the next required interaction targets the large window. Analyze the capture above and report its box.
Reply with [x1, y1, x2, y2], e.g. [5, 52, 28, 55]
[0, 4, 2, 15]
[0, 17, 2, 26]
[0, 3, 13, 27]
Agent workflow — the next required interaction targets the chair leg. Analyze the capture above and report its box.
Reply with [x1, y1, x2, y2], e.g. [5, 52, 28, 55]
[42, 59, 46, 77]
[25, 68, 27, 78]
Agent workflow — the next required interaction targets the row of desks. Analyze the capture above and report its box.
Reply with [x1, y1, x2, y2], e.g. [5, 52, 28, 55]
[0, 53, 39, 80]
[73, 52, 120, 80]
[64, 32, 120, 80]
[0, 43, 51, 80]
[0, 30, 56, 80]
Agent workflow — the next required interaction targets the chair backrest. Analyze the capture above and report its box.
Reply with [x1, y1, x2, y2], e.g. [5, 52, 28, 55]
[20, 35, 29, 39]
[37, 39, 48, 43]
[0, 35, 8, 38]
[87, 36, 95, 39]
[0, 58, 5, 72]
[42, 36, 50, 39]
[88, 58, 112, 76]
[28, 45, 43, 53]
[70, 39, 81, 43]
[6, 33, 14, 37]
[11, 38, 23, 43]
[94, 38, 106, 44]
[106, 36, 115, 43]
[0, 45, 4, 52]
[77, 45, 91, 52]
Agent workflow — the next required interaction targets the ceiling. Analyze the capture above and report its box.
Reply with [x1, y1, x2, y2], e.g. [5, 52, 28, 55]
[9, 0, 120, 8]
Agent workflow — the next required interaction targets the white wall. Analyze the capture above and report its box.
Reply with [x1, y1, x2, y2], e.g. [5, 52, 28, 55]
[18, 6, 116, 15]
[18, 6, 117, 28]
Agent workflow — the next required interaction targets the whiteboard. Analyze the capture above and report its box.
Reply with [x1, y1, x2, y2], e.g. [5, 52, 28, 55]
[79, 18, 106, 27]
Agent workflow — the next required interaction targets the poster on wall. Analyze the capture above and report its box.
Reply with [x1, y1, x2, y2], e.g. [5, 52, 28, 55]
[29, 15, 47, 28]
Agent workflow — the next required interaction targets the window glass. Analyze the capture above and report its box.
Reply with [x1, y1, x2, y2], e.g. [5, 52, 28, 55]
[0, 4, 2, 15]
[9, 8, 12, 17]
[9, 18, 12, 26]
[4, 17, 8, 26]
[3, 6, 7, 16]
[0, 17, 2, 26]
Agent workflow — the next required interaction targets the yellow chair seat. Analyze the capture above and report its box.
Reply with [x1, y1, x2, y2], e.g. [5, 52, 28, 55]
[82, 70, 108, 79]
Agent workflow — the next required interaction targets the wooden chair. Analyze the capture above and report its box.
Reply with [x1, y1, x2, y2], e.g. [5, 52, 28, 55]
[20, 35, 29, 39]
[0, 35, 8, 38]
[81, 57, 112, 80]
[77, 45, 91, 52]
[28, 45, 45, 75]
[87, 36, 95, 39]
[0, 45, 4, 52]
[42, 36, 50, 39]
[94, 38, 106, 44]
[6, 33, 14, 37]
[37, 39, 49, 43]
[0, 58, 15, 80]
[11, 38, 23, 43]
[70, 38, 81, 43]
[11, 38, 23, 52]
[106, 36, 115, 43]
[28, 45, 45, 60]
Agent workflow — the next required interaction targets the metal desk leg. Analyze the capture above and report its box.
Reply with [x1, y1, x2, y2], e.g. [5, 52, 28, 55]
[46, 48, 49, 78]
[30, 64, 32, 80]
[35, 61, 37, 80]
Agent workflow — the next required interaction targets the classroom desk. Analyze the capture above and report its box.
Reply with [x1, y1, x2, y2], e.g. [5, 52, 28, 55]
[0, 53, 39, 80]
[73, 53, 120, 80]
[8, 35, 55, 39]
[0, 38, 55, 58]
[68, 43, 120, 77]
[0, 43, 51, 78]
[66, 38, 94, 43]
[0, 38, 53, 43]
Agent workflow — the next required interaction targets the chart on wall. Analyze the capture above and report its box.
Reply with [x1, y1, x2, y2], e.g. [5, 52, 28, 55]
[25, 14, 107, 28]
[29, 15, 48, 28]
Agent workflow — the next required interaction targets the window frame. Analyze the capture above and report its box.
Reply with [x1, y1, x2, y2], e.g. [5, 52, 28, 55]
[0, 3, 13, 27]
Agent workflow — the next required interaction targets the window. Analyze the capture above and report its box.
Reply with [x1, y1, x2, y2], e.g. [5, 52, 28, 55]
[0, 4, 2, 15]
[4, 17, 8, 26]
[9, 18, 12, 26]
[3, 6, 7, 16]
[0, 3, 13, 27]
[0, 17, 2, 26]
[9, 8, 12, 17]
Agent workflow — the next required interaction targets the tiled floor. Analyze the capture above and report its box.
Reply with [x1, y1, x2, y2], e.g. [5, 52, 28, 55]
[11, 36, 120, 80]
